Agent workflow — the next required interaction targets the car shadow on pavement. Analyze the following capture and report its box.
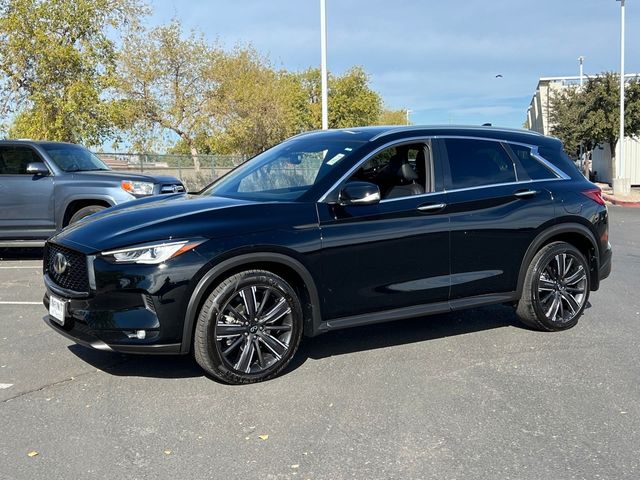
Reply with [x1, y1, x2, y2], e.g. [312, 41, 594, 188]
[0, 247, 44, 260]
[286, 304, 524, 373]
[67, 345, 204, 379]
[67, 303, 523, 381]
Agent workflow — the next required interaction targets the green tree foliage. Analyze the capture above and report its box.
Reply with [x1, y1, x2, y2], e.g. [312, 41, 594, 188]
[550, 72, 640, 177]
[298, 67, 382, 130]
[377, 108, 408, 125]
[115, 19, 218, 168]
[0, 0, 145, 144]
[208, 49, 309, 156]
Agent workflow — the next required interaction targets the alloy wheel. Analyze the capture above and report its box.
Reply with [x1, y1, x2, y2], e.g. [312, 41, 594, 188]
[214, 284, 294, 374]
[536, 252, 588, 324]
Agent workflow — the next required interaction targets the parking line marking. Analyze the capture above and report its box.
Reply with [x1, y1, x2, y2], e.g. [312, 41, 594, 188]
[0, 301, 41, 305]
[0, 266, 41, 269]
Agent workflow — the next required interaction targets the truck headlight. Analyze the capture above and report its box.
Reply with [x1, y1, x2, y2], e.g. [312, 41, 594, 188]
[101, 240, 204, 264]
[121, 180, 154, 196]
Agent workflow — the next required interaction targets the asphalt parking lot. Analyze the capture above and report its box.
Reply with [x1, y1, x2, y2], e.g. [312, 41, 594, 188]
[1, 205, 639, 480]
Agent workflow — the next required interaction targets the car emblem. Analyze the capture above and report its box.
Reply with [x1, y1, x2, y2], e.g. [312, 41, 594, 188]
[53, 252, 69, 275]
[172, 185, 180, 193]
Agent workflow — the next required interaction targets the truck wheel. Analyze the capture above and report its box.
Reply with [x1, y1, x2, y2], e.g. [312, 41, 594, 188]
[68, 205, 106, 225]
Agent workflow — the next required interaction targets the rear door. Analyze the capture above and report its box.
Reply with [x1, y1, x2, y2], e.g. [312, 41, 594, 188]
[0, 145, 56, 239]
[437, 137, 556, 300]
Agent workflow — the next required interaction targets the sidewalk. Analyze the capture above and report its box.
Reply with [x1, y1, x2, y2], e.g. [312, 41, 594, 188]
[596, 183, 640, 207]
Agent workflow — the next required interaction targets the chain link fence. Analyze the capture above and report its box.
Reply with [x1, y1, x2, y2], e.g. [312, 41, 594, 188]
[94, 152, 248, 191]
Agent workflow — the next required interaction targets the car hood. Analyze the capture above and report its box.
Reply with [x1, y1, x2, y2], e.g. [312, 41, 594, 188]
[51, 194, 318, 253]
[72, 170, 182, 184]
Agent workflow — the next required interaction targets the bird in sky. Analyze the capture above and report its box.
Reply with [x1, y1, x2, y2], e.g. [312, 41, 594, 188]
[495, 74, 503, 78]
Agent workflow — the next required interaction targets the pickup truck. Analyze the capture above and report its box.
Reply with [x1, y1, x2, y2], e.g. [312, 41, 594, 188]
[0, 140, 185, 246]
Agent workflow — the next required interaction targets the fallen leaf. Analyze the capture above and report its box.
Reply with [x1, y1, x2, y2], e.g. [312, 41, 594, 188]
[164, 450, 172, 455]
[27, 451, 38, 457]
[258, 434, 269, 441]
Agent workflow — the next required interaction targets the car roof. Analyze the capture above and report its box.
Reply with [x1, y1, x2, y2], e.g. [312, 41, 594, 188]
[0, 139, 82, 147]
[288, 125, 548, 144]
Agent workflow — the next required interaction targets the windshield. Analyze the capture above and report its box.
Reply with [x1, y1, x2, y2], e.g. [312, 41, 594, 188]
[42, 144, 110, 172]
[201, 137, 365, 201]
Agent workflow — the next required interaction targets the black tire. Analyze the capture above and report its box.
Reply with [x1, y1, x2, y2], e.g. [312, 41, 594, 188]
[516, 241, 590, 331]
[193, 269, 303, 384]
[68, 205, 106, 225]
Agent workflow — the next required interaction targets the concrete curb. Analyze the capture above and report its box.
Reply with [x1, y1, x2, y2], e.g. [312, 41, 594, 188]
[602, 192, 640, 207]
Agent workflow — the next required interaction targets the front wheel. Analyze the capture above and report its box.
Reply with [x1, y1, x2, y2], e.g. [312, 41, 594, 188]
[516, 241, 590, 331]
[193, 269, 303, 384]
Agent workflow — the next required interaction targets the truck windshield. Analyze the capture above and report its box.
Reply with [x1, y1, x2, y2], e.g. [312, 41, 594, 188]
[42, 144, 110, 172]
[200, 137, 365, 201]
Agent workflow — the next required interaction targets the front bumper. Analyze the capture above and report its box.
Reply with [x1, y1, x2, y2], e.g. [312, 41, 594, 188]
[42, 245, 205, 355]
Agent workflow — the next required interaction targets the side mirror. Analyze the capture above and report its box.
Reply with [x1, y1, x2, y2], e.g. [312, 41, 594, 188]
[26, 162, 49, 176]
[338, 181, 380, 206]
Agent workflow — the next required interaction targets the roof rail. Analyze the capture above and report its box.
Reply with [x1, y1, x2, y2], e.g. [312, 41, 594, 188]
[369, 125, 543, 142]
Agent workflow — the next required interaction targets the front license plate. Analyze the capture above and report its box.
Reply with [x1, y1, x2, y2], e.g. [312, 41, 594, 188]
[49, 295, 66, 325]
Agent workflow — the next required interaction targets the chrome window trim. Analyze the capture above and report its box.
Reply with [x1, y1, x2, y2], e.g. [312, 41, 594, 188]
[317, 135, 570, 204]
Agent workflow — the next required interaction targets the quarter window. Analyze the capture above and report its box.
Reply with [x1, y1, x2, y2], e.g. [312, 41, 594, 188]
[444, 138, 516, 189]
[508, 143, 557, 180]
[0, 146, 40, 175]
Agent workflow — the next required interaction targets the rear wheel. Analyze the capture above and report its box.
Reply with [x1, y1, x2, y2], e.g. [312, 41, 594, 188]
[68, 205, 106, 225]
[516, 241, 590, 331]
[193, 269, 303, 384]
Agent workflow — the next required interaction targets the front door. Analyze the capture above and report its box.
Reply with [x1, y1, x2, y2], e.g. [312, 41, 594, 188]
[318, 141, 450, 320]
[0, 145, 55, 239]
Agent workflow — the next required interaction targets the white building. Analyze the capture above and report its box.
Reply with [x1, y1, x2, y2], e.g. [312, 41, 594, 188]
[525, 75, 640, 185]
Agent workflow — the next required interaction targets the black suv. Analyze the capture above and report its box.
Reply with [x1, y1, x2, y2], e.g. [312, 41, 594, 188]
[42, 126, 612, 384]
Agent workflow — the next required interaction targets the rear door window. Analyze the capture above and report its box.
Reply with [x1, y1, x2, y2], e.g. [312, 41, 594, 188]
[443, 138, 516, 189]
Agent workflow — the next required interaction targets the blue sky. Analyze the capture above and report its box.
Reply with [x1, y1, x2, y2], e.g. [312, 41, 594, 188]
[148, 0, 640, 129]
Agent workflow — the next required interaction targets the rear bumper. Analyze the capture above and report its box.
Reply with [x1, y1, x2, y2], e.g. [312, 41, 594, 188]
[599, 243, 612, 282]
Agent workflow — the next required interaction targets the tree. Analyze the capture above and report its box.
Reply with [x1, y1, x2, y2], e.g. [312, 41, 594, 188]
[298, 67, 383, 130]
[115, 19, 219, 168]
[0, 0, 144, 144]
[550, 72, 640, 179]
[208, 48, 309, 156]
[377, 108, 408, 125]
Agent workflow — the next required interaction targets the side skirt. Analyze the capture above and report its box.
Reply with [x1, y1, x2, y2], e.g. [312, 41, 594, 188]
[317, 292, 518, 333]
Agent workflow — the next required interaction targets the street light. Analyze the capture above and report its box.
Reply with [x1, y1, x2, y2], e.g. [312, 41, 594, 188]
[406, 109, 412, 125]
[320, 0, 329, 130]
[614, 0, 630, 196]
[578, 56, 585, 172]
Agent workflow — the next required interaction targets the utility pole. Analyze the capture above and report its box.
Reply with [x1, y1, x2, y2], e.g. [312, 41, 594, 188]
[406, 109, 412, 125]
[614, 0, 630, 195]
[320, 0, 329, 130]
[579, 56, 585, 173]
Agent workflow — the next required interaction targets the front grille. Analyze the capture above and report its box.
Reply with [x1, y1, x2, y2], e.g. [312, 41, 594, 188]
[160, 183, 185, 194]
[45, 243, 90, 293]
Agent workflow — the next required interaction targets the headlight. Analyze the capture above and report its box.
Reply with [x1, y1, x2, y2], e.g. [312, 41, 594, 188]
[101, 240, 203, 264]
[121, 180, 154, 196]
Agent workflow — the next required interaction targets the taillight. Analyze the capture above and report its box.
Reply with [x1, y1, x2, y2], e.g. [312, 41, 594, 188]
[582, 188, 606, 206]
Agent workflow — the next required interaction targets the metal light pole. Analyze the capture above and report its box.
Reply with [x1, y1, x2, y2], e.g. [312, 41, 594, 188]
[320, 0, 329, 130]
[614, 0, 630, 195]
[578, 56, 585, 172]
[578, 56, 584, 87]
[405, 109, 412, 125]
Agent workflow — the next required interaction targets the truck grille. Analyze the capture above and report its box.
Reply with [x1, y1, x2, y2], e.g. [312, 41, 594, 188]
[45, 243, 90, 293]
[160, 183, 185, 194]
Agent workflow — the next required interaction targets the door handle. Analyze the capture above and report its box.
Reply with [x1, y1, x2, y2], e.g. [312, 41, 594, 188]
[514, 189, 538, 198]
[417, 203, 447, 213]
